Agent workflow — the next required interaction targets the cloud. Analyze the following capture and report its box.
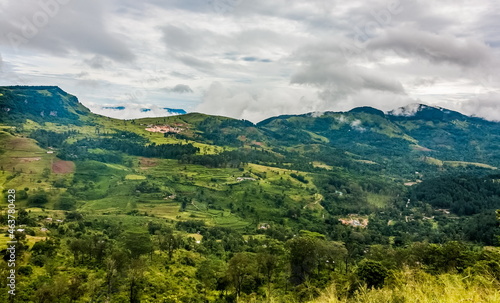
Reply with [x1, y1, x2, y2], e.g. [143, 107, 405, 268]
[0, 1, 135, 62]
[196, 82, 320, 123]
[350, 119, 367, 132]
[289, 40, 406, 106]
[169, 71, 196, 80]
[458, 92, 500, 121]
[84, 55, 110, 69]
[164, 84, 194, 93]
[174, 54, 215, 73]
[161, 25, 201, 52]
[1, 0, 500, 123]
[368, 28, 495, 68]
[410, 77, 438, 88]
[242, 56, 258, 62]
[87, 103, 186, 119]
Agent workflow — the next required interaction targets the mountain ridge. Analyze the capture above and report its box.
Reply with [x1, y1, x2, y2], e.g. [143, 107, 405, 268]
[0, 85, 494, 124]
[1, 86, 499, 172]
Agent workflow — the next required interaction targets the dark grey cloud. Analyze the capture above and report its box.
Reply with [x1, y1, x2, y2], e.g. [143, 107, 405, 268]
[241, 56, 272, 63]
[290, 40, 405, 98]
[76, 79, 102, 88]
[242, 56, 258, 62]
[368, 28, 495, 67]
[174, 54, 215, 73]
[410, 77, 438, 88]
[84, 55, 111, 69]
[0, 1, 135, 62]
[164, 84, 194, 93]
[169, 71, 196, 79]
[161, 25, 201, 52]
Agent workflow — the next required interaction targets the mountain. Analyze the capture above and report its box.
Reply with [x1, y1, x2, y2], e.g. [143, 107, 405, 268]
[0, 86, 91, 124]
[257, 104, 500, 172]
[387, 103, 468, 121]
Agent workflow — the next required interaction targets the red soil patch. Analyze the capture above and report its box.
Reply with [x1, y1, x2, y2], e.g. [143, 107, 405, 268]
[52, 160, 75, 174]
[139, 157, 158, 169]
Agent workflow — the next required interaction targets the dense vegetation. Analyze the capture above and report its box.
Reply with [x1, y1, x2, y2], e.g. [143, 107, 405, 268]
[0, 87, 499, 302]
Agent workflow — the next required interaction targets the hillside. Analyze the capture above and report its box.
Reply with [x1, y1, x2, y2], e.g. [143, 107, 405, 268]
[0, 86, 499, 302]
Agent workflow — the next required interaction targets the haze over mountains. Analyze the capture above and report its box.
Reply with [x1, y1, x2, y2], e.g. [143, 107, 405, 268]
[87, 103, 187, 120]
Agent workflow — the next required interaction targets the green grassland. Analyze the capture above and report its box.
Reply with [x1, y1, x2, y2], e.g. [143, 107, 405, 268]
[0, 130, 62, 195]
[423, 156, 497, 169]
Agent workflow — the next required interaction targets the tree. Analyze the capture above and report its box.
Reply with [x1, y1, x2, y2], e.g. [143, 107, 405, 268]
[344, 231, 366, 274]
[128, 259, 146, 303]
[41, 167, 51, 178]
[196, 257, 227, 293]
[156, 228, 181, 260]
[105, 247, 129, 299]
[28, 190, 49, 206]
[257, 252, 279, 299]
[122, 232, 153, 259]
[287, 236, 322, 285]
[31, 239, 58, 257]
[356, 260, 388, 288]
[227, 252, 258, 297]
[56, 194, 77, 210]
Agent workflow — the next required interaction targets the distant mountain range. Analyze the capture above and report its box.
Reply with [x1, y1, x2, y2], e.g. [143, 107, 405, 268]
[1, 85, 499, 172]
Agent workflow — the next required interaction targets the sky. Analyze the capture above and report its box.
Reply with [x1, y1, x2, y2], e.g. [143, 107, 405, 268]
[0, 0, 499, 122]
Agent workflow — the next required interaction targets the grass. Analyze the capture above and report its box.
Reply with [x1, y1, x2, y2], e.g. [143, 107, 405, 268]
[304, 130, 330, 143]
[125, 174, 146, 180]
[312, 161, 333, 170]
[445, 161, 497, 170]
[0, 130, 58, 193]
[0, 233, 49, 250]
[366, 193, 391, 208]
[423, 157, 497, 170]
[80, 195, 137, 212]
[354, 159, 378, 165]
[308, 269, 500, 303]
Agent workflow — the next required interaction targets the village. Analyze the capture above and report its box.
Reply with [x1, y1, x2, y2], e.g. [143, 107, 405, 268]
[144, 123, 185, 134]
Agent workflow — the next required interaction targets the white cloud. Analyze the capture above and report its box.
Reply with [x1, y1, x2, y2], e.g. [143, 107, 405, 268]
[196, 82, 320, 123]
[86, 103, 185, 120]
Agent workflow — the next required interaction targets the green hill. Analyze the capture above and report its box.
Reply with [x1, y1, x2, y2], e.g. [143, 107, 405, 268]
[0, 86, 91, 124]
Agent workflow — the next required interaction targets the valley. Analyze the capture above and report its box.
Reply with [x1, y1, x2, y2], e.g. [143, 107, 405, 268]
[0, 86, 499, 302]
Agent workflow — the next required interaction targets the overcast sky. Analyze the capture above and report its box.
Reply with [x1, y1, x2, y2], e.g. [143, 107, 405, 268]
[1, 0, 499, 122]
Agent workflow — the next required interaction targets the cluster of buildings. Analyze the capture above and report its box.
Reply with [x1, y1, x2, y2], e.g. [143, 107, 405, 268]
[145, 124, 185, 133]
[339, 215, 369, 228]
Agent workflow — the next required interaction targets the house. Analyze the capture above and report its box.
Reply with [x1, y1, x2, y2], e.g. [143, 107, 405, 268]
[237, 177, 256, 182]
[259, 223, 270, 230]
